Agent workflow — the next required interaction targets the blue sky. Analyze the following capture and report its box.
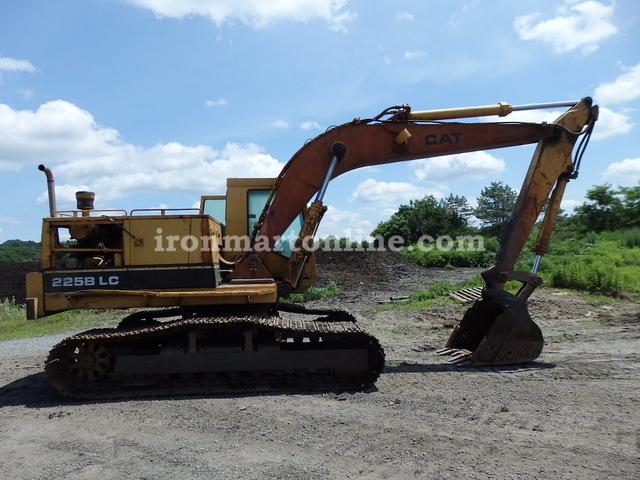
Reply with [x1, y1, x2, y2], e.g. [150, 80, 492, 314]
[1, 0, 638, 242]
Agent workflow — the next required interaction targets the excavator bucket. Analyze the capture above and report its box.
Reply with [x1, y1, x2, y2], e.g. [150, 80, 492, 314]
[439, 297, 543, 366]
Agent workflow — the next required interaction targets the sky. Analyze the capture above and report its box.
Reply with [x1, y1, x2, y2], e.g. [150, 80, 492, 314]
[0, 0, 639, 242]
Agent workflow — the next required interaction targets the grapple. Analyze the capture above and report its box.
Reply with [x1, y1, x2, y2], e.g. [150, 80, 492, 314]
[438, 296, 543, 366]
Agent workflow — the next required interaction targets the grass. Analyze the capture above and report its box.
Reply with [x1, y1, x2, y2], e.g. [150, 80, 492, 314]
[0, 299, 117, 342]
[524, 236, 640, 297]
[375, 277, 483, 313]
[284, 280, 343, 303]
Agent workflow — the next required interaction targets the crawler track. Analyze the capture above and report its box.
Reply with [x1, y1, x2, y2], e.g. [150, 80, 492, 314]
[45, 312, 385, 400]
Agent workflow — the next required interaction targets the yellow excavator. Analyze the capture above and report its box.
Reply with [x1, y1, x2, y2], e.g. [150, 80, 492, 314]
[26, 97, 597, 399]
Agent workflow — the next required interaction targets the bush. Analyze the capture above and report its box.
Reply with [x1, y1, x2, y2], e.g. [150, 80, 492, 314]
[534, 234, 640, 296]
[0, 298, 23, 319]
[604, 228, 640, 248]
[545, 260, 623, 296]
[401, 241, 496, 268]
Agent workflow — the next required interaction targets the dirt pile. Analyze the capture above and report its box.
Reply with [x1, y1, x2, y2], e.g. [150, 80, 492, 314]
[315, 249, 431, 285]
[0, 262, 38, 304]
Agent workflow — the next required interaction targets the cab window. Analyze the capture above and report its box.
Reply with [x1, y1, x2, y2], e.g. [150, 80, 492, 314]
[202, 197, 226, 225]
[247, 189, 302, 258]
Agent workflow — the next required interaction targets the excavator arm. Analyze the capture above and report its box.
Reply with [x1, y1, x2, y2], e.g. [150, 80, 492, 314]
[234, 97, 598, 366]
[442, 98, 598, 365]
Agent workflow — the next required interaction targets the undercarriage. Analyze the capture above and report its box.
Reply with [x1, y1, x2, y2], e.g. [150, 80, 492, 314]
[45, 308, 385, 400]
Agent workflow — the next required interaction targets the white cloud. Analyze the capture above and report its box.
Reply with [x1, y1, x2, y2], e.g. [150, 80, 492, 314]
[396, 12, 414, 22]
[591, 107, 633, 140]
[300, 121, 321, 130]
[349, 178, 442, 207]
[121, 0, 355, 31]
[36, 183, 91, 208]
[514, 1, 617, 55]
[0, 100, 284, 206]
[316, 205, 372, 239]
[412, 152, 505, 182]
[0, 101, 120, 170]
[271, 120, 289, 129]
[403, 50, 426, 60]
[594, 63, 640, 104]
[206, 98, 227, 107]
[603, 157, 640, 182]
[0, 56, 36, 73]
[560, 198, 581, 213]
[61, 141, 283, 204]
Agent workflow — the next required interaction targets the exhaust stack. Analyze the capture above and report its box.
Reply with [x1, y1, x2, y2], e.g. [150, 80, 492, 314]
[38, 164, 57, 217]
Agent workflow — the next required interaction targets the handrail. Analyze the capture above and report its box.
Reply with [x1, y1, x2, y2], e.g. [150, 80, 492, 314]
[129, 208, 203, 216]
[51, 247, 124, 252]
[51, 208, 205, 218]
[52, 209, 128, 217]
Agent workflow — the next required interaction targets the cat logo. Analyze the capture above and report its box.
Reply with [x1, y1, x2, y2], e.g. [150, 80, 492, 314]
[425, 132, 463, 145]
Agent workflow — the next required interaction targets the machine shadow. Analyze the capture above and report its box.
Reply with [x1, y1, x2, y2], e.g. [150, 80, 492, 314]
[0, 372, 372, 408]
[1, 362, 555, 409]
[0, 372, 73, 408]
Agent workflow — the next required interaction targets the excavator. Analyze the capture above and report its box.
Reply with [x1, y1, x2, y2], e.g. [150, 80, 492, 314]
[25, 97, 597, 399]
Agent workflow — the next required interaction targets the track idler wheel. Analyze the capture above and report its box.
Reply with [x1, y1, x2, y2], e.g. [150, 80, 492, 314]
[439, 297, 543, 366]
[68, 342, 111, 381]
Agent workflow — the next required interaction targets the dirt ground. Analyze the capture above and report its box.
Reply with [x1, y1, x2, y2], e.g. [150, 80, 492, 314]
[0, 252, 638, 479]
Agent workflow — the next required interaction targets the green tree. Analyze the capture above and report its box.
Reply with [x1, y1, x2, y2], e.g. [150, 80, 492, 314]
[473, 181, 518, 237]
[443, 193, 473, 231]
[618, 184, 640, 229]
[370, 208, 411, 243]
[0, 240, 41, 263]
[570, 183, 640, 232]
[572, 184, 624, 233]
[371, 194, 471, 244]
[548, 211, 581, 240]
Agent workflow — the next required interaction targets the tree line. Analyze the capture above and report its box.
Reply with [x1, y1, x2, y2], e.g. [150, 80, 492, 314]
[371, 182, 640, 243]
[0, 240, 40, 263]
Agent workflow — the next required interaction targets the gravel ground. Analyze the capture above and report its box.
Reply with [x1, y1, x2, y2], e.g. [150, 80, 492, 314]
[0, 333, 73, 358]
[1, 252, 639, 479]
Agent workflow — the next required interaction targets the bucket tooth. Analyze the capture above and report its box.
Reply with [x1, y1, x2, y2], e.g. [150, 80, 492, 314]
[436, 348, 455, 356]
[450, 356, 472, 366]
[450, 349, 472, 359]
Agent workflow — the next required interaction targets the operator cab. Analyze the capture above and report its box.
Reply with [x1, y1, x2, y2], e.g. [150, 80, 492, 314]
[201, 178, 304, 260]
